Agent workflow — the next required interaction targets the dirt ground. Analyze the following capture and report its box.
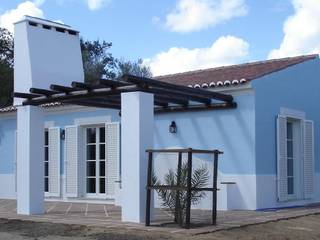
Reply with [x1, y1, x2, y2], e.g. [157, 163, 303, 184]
[1, 214, 320, 240]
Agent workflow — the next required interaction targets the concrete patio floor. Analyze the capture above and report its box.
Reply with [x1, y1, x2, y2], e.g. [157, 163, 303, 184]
[1, 199, 320, 235]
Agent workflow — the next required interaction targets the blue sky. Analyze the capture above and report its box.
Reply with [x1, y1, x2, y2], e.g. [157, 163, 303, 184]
[0, 0, 319, 76]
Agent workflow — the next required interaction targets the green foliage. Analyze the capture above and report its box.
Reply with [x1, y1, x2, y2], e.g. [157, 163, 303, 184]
[80, 38, 116, 83]
[115, 58, 152, 79]
[153, 162, 209, 226]
[0, 28, 14, 107]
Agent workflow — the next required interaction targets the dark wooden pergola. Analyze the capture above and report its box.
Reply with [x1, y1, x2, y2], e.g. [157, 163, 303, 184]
[13, 75, 237, 113]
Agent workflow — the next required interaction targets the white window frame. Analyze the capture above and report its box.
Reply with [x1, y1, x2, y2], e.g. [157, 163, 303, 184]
[84, 125, 107, 199]
[279, 108, 305, 201]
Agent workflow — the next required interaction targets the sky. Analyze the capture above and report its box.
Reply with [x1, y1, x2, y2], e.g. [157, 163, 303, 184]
[0, 0, 319, 76]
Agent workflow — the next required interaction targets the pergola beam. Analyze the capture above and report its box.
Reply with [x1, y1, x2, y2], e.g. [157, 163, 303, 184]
[14, 75, 237, 113]
[50, 84, 77, 93]
[20, 85, 141, 106]
[29, 88, 59, 96]
[123, 74, 234, 103]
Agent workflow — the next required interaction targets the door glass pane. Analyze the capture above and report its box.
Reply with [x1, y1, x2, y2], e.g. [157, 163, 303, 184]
[288, 177, 294, 194]
[287, 158, 293, 176]
[86, 145, 96, 160]
[45, 131, 49, 145]
[100, 144, 105, 160]
[287, 122, 293, 139]
[100, 127, 105, 143]
[86, 162, 96, 177]
[45, 147, 49, 161]
[100, 178, 105, 194]
[45, 178, 49, 192]
[45, 162, 49, 176]
[87, 178, 96, 193]
[86, 128, 96, 143]
[287, 140, 293, 158]
[100, 161, 105, 176]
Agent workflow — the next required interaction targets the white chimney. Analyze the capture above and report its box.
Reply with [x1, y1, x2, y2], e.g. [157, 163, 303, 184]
[14, 16, 84, 105]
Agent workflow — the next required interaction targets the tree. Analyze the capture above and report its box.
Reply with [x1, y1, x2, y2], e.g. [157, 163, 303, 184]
[115, 58, 152, 79]
[153, 163, 209, 226]
[0, 28, 14, 107]
[80, 38, 116, 84]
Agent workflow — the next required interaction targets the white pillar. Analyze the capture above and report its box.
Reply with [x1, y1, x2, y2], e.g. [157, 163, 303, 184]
[121, 91, 154, 223]
[17, 106, 44, 215]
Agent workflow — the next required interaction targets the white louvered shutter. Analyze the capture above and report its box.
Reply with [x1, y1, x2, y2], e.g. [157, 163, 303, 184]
[48, 127, 60, 197]
[105, 122, 120, 197]
[303, 120, 314, 199]
[277, 115, 288, 202]
[65, 126, 79, 197]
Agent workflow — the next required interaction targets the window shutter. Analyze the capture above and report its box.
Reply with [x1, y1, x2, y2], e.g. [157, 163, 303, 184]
[105, 122, 120, 197]
[65, 126, 79, 197]
[48, 127, 60, 197]
[277, 115, 288, 202]
[303, 120, 314, 199]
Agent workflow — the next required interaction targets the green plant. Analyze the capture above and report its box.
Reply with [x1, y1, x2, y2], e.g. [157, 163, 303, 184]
[153, 162, 209, 226]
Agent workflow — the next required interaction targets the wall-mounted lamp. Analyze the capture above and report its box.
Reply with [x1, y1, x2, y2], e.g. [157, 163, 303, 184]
[169, 121, 177, 134]
[60, 129, 66, 140]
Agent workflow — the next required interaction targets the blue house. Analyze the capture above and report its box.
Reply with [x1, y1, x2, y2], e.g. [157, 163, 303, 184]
[0, 17, 319, 222]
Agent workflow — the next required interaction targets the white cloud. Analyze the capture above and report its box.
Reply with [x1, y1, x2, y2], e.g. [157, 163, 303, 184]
[268, 0, 320, 59]
[145, 36, 249, 76]
[86, 0, 111, 10]
[0, 1, 44, 33]
[165, 0, 248, 33]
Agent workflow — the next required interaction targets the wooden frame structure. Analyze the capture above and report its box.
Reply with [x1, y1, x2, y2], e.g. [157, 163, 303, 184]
[145, 148, 223, 229]
[13, 75, 237, 113]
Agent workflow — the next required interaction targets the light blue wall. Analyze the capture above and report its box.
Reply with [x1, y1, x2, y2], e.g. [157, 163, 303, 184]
[154, 92, 256, 174]
[253, 58, 320, 175]
[0, 116, 17, 174]
[0, 92, 256, 176]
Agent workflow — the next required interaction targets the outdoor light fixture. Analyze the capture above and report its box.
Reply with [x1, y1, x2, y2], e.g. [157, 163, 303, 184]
[60, 129, 65, 140]
[169, 121, 177, 134]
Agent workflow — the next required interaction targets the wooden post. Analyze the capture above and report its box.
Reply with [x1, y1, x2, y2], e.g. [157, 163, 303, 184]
[145, 152, 153, 226]
[185, 150, 193, 229]
[212, 150, 219, 225]
[175, 152, 182, 224]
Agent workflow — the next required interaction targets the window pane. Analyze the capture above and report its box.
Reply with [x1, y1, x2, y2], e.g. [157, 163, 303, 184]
[100, 127, 105, 143]
[44, 178, 49, 192]
[45, 162, 49, 177]
[86, 128, 96, 143]
[287, 141, 293, 158]
[86, 162, 96, 177]
[100, 161, 105, 176]
[100, 178, 105, 194]
[287, 122, 293, 139]
[86, 145, 96, 160]
[100, 144, 105, 160]
[45, 147, 49, 161]
[287, 158, 293, 176]
[287, 177, 294, 195]
[87, 178, 96, 193]
[45, 131, 49, 146]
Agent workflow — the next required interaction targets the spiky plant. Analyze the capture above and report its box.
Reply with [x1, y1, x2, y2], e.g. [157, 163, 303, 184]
[153, 162, 209, 226]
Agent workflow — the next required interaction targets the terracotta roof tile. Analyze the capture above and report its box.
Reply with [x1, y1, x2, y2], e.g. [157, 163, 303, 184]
[155, 54, 318, 88]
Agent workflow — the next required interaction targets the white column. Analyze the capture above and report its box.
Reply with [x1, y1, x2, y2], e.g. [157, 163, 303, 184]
[17, 106, 44, 215]
[121, 91, 154, 223]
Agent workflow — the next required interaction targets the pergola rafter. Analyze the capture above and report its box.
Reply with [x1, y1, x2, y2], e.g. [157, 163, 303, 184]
[13, 75, 237, 113]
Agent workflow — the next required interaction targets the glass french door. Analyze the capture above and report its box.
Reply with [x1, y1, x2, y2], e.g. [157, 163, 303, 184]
[85, 126, 106, 197]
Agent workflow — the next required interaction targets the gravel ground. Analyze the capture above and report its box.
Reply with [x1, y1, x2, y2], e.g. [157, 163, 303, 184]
[1, 214, 320, 240]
